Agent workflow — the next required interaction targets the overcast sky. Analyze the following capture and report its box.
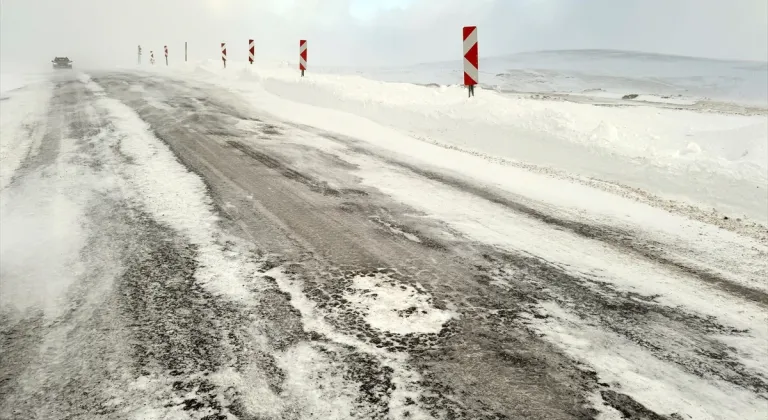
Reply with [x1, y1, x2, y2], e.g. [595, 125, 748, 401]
[1, 0, 766, 70]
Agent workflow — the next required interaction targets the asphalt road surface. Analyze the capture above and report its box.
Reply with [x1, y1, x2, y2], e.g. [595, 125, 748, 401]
[1, 71, 765, 420]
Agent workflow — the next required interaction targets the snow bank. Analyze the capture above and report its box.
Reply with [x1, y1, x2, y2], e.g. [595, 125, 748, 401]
[182, 60, 768, 183]
[255, 64, 766, 182]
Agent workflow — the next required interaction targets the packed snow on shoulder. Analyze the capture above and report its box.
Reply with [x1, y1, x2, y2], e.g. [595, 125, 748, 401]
[0, 76, 52, 190]
[83, 77, 260, 303]
[252, 62, 767, 184]
[164, 58, 768, 224]
[1, 74, 33, 95]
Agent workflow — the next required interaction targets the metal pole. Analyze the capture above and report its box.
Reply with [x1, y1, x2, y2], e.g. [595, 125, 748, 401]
[185, 42, 188, 62]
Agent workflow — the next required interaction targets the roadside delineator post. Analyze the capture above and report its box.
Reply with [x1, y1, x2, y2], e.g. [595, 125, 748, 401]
[463, 26, 478, 97]
[299, 40, 307, 77]
[138, 45, 142, 65]
[221, 42, 227, 68]
[150, 51, 155, 65]
[164, 45, 168, 66]
[249, 39, 255, 64]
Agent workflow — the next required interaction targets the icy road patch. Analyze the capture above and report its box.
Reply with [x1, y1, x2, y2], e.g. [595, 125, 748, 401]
[344, 274, 455, 335]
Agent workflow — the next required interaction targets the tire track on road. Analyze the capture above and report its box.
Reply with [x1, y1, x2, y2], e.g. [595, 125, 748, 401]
[312, 129, 768, 308]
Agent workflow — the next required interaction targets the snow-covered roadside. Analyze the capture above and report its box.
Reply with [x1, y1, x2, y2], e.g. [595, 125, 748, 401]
[0, 78, 52, 190]
[0, 101, 92, 319]
[0, 76, 98, 320]
[146, 67, 768, 292]
[254, 68, 768, 219]
[256, 68, 766, 174]
[152, 61, 768, 226]
[0, 169, 96, 319]
[248, 63, 767, 177]
[80, 74, 260, 303]
[0, 73, 48, 95]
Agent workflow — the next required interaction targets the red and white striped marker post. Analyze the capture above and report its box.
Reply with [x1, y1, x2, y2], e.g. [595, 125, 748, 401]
[248, 39, 255, 64]
[150, 51, 155, 65]
[299, 40, 307, 77]
[221, 42, 227, 68]
[164, 45, 168, 66]
[463, 26, 478, 97]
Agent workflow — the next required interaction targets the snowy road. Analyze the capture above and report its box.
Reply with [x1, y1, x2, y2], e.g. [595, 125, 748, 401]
[1, 71, 766, 420]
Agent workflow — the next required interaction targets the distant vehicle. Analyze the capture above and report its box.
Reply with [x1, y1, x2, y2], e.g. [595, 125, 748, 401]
[52, 57, 73, 69]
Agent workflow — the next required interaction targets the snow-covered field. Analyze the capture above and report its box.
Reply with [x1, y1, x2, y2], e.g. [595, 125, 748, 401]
[314, 50, 768, 106]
